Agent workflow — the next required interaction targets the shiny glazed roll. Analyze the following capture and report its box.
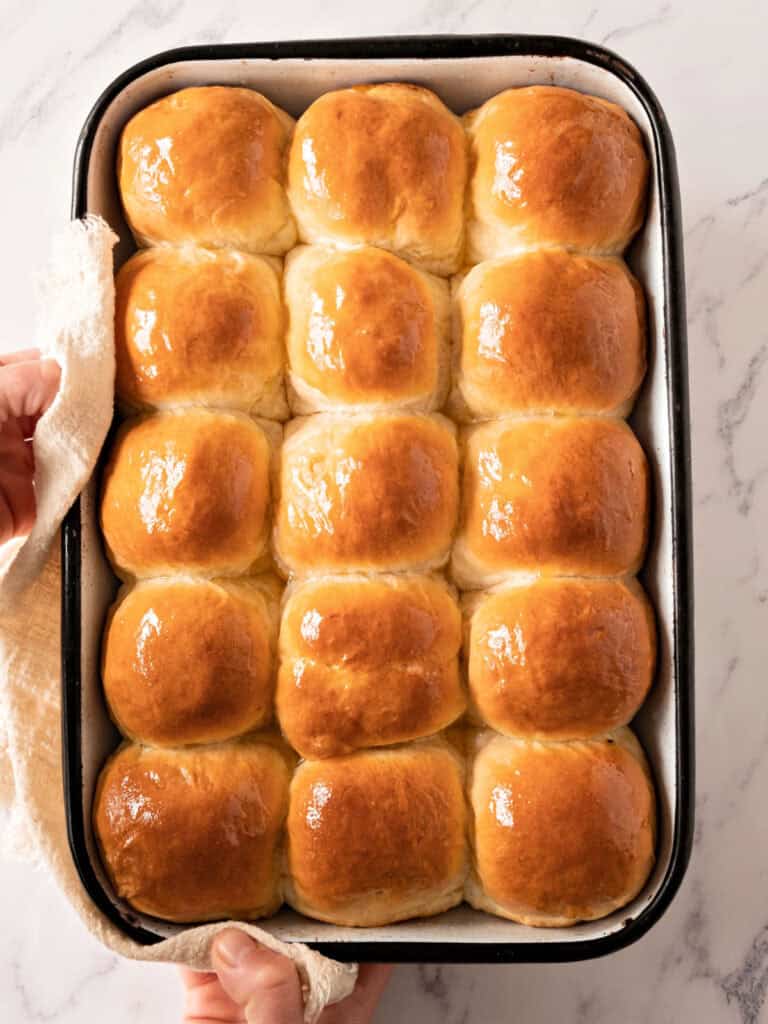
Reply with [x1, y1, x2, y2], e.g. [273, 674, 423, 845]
[465, 578, 655, 739]
[283, 245, 450, 413]
[114, 247, 287, 418]
[451, 250, 646, 420]
[275, 413, 458, 576]
[452, 417, 648, 587]
[465, 86, 648, 260]
[102, 576, 282, 746]
[466, 729, 656, 926]
[285, 741, 467, 926]
[94, 741, 293, 922]
[277, 574, 464, 758]
[118, 86, 296, 254]
[287, 83, 467, 274]
[100, 410, 276, 579]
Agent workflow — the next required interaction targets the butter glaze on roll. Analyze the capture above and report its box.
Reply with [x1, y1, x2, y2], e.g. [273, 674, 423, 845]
[277, 574, 465, 757]
[275, 412, 458, 576]
[284, 245, 450, 413]
[466, 729, 656, 926]
[451, 250, 646, 420]
[465, 577, 655, 739]
[96, 78, 661, 934]
[285, 740, 466, 926]
[288, 84, 467, 274]
[100, 409, 276, 580]
[465, 86, 648, 260]
[102, 576, 281, 746]
[452, 417, 648, 587]
[118, 86, 296, 254]
[94, 741, 293, 923]
[115, 247, 287, 418]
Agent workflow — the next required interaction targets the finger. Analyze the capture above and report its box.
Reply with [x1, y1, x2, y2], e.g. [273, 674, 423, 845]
[0, 438, 37, 543]
[0, 348, 41, 366]
[321, 964, 393, 1024]
[0, 477, 36, 544]
[211, 930, 304, 1024]
[0, 424, 36, 474]
[180, 968, 221, 990]
[38, 358, 61, 413]
[181, 969, 245, 1023]
[0, 359, 61, 423]
[10, 417, 37, 443]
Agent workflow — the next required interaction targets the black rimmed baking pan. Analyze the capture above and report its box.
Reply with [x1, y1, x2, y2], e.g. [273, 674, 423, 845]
[61, 34, 694, 962]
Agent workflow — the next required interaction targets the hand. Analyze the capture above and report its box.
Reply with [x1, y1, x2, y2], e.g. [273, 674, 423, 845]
[0, 348, 60, 545]
[181, 929, 392, 1024]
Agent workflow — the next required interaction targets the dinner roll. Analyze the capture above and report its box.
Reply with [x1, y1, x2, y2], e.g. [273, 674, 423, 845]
[102, 576, 281, 746]
[100, 410, 276, 580]
[288, 84, 467, 274]
[275, 413, 458, 576]
[118, 86, 295, 253]
[452, 417, 648, 587]
[277, 574, 464, 758]
[115, 247, 287, 418]
[466, 729, 656, 926]
[94, 740, 293, 922]
[465, 86, 648, 260]
[465, 578, 655, 739]
[451, 251, 646, 420]
[286, 740, 466, 926]
[284, 245, 449, 414]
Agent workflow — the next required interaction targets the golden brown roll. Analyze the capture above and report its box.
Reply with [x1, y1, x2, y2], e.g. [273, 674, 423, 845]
[277, 574, 464, 758]
[100, 410, 276, 580]
[451, 251, 646, 420]
[115, 247, 287, 418]
[465, 86, 648, 260]
[284, 245, 450, 413]
[465, 578, 655, 739]
[288, 84, 467, 274]
[93, 740, 293, 922]
[102, 575, 282, 746]
[275, 413, 458, 576]
[118, 86, 296, 254]
[466, 729, 656, 926]
[452, 417, 648, 587]
[285, 740, 466, 925]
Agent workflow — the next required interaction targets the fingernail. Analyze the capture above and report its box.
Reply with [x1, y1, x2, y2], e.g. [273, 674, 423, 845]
[214, 930, 259, 968]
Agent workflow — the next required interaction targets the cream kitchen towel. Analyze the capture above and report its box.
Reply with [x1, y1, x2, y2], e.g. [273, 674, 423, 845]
[0, 216, 357, 1022]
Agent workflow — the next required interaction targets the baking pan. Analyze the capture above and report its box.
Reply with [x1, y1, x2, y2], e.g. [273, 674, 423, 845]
[61, 34, 694, 963]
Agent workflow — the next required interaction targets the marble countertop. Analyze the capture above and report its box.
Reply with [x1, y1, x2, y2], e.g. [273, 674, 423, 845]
[1, 1, 766, 1022]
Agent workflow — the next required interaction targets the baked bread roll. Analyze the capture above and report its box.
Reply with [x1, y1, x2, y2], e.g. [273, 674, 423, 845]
[284, 245, 449, 414]
[118, 86, 295, 254]
[275, 413, 458, 576]
[288, 84, 467, 274]
[285, 740, 466, 925]
[452, 417, 648, 587]
[466, 729, 655, 926]
[277, 574, 464, 758]
[465, 578, 655, 739]
[115, 247, 287, 418]
[94, 740, 293, 922]
[102, 575, 281, 746]
[101, 410, 276, 580]
[465, 86, 648, 260]
[451, 251, 646, 420]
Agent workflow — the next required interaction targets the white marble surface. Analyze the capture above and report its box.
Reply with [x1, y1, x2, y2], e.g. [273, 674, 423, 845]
[1, 1, 766, 1022]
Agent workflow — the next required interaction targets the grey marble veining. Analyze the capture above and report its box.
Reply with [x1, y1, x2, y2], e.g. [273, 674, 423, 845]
[1, 1, 767, 1022]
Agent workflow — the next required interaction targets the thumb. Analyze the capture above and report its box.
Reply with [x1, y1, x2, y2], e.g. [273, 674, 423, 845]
[211, 929, 305, 1024]
[0, 358, 60, 423]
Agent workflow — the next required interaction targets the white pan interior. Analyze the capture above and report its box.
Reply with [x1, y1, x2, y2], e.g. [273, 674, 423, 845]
[76, 51, 678, 948]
